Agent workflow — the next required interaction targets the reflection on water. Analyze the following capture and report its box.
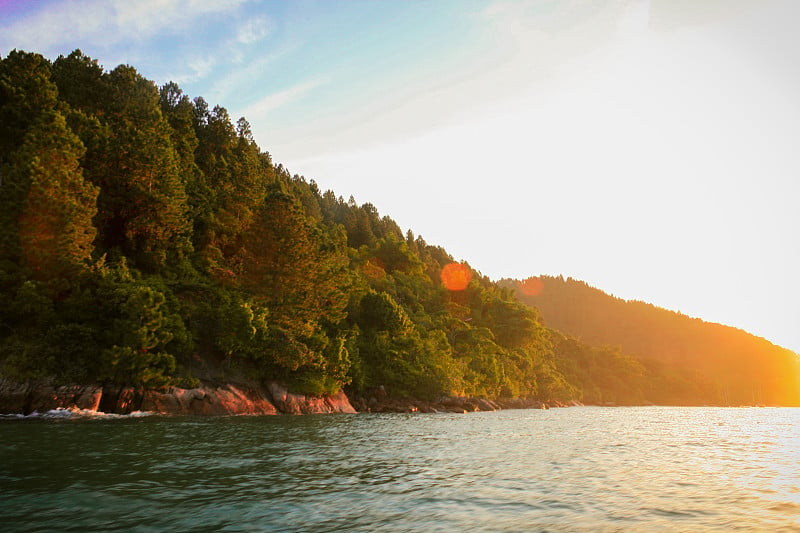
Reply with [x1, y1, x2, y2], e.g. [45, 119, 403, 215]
[2, 407, 799, 531]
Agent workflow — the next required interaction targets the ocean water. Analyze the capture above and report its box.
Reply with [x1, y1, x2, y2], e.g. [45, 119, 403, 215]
[2, 406, 799, 532]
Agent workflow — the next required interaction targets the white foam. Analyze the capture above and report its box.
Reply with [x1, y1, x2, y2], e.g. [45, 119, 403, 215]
[0, 407, 154, 420]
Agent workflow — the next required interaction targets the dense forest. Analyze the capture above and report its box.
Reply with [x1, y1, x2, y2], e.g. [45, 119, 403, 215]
[1, 49, 796, 407]
[510, 276, 800, 406]
[0, 49, 579, 404]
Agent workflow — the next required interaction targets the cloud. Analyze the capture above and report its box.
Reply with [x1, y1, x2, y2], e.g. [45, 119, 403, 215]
[1, 0, 247, 54]
[241, 77, 329, 118]
[205, 42, 297, 102]
[237, 15, 273, 44]
[180, 55, 219, 84]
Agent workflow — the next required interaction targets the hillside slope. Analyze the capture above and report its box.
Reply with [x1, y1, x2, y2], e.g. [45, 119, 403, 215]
[0, 49, 576, 407]
[509, 276, 800, 406]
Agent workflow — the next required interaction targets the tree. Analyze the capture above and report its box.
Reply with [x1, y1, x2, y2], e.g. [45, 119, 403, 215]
[193, 104, 271, 272]
[51, 49, 106, 114]
[89, 64, 192, 272]
[236, 185, 350, 373]
[8, 111, 98, 287]
[0, 50, 58, 158]
[160, 81, 214, 256]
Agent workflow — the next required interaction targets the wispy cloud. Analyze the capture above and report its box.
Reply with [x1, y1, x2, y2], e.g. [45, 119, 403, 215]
[237, 15, 273, 44]
[0, 0, 248, 54]
[206, 41, 298, 101]
[242, 77, 329, 118]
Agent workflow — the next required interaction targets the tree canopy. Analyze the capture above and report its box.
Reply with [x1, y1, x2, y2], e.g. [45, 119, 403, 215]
[1, 49, 796, 406]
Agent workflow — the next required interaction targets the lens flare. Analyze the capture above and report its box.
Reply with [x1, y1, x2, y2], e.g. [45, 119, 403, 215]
[519, 276, 544, 296]
[441, 262, 472, 291]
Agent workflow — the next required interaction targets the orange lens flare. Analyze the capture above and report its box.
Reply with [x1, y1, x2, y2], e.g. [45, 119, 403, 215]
[519, 276, 544, 296]
[441, 262, 472, 291]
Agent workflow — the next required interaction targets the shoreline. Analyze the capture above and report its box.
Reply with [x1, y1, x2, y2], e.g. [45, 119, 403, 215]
[6, 378, 782, 417]
[0, 378, 581, 417]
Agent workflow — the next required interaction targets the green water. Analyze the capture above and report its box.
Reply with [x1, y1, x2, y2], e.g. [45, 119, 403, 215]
[2, 407, 799, 531]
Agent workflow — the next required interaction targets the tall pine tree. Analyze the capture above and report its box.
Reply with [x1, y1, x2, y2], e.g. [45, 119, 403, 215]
[11, 110, 98, 287]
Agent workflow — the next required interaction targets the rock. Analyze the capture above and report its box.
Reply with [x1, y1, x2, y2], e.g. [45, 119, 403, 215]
[349, 396, 369, 412]
[2, 378, 574, 416]
[474, 398, 499, 412]
[141, 384, 278, 415]
[0, 379, 34, 414]
[325, 389, 358, 414]
[115, 388, 139, 414]
[74, 387, 102, 411]
[267, 382, 356, 414]
[0, 379, 104, 414]
[0, 379, 351, 416]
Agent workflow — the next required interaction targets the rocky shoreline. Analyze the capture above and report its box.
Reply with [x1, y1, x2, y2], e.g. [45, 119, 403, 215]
[348, 386, 578, 413]
[0, 379, 356, 416]
[0, 378, 578, 416]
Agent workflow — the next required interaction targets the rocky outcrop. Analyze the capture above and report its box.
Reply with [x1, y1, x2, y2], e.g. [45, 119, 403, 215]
[0, 378, 356, 416]
[348, 390, 504, 414]
[0, 378, 577, 416]
[267, 382, 357, 414]
[140, 384, 279, 415]
[0, 379, 103, 414]
[347, 388, 580, 413]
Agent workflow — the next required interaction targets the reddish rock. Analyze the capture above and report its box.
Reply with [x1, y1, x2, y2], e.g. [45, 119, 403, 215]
[74, 387, 103, 411]
[141, 384, 278, 415]
[325, 389, 358, 414]
[267, 382, 356, 414]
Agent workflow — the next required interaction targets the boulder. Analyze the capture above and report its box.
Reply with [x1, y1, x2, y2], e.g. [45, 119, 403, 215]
[267, 382, 356, 414]
[141, 384, 278, 415]
[0, 379, 104, 414]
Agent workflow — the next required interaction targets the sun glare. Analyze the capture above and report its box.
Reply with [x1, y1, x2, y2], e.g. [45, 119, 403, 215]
[519, 276, 544, 296]
[441, 262, 472, 291]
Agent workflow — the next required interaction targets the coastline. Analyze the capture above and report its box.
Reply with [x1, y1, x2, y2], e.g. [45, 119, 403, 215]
[0, 378, 576, 416]
[0, 379, 354, 416]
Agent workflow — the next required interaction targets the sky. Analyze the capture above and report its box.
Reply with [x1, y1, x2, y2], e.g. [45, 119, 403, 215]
[2, 0, 799, 353]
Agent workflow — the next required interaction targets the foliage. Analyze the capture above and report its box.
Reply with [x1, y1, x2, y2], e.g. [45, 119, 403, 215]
[1, 48, 795, 406]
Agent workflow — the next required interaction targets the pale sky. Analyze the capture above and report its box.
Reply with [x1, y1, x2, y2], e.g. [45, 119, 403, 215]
[2, 0, 798, 353]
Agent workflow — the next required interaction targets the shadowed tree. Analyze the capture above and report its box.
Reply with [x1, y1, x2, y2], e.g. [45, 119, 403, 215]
[0, 50, 58, 159]
[89, 65, 192, 272]
[8, 111, 98, 288]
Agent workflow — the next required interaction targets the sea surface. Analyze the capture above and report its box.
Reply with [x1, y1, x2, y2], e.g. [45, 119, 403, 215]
[2, 406, 799, 532]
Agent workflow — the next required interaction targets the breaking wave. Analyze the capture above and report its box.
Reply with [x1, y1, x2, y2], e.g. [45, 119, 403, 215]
[0, 407, 153, 420]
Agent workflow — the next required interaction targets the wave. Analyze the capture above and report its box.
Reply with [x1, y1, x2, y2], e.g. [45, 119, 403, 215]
[0, 407, 154, 420]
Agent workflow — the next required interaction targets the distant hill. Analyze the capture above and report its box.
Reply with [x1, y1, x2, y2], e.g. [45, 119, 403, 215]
[506, 276, 800, 406]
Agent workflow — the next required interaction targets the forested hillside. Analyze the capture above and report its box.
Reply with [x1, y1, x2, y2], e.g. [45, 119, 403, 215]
[0, 49, 588, 404]
[2, 49, 795, 407]
[511, 276, 800, 406]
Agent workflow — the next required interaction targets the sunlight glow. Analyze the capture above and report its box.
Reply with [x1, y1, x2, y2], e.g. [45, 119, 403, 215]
[519, 277, 544, 297]
[441, 262, 472, 291]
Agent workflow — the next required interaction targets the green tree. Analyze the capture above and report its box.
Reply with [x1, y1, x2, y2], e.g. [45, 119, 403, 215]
[4, 110, 98, 288]
[236, 185, 350, 373]
[89, 65, 192, 272]
[51, 49, 106, 114]
[160, 81, 214, 256]
[0, 50, 58, 158]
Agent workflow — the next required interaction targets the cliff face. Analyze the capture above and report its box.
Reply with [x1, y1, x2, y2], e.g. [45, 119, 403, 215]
[0, 379, 356, 416]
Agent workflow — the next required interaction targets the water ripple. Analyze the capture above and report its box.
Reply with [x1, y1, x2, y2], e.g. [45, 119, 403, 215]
[2, 407, 800, 531]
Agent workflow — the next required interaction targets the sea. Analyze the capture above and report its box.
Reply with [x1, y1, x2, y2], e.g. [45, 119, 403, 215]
[1, 406, 799, 532]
